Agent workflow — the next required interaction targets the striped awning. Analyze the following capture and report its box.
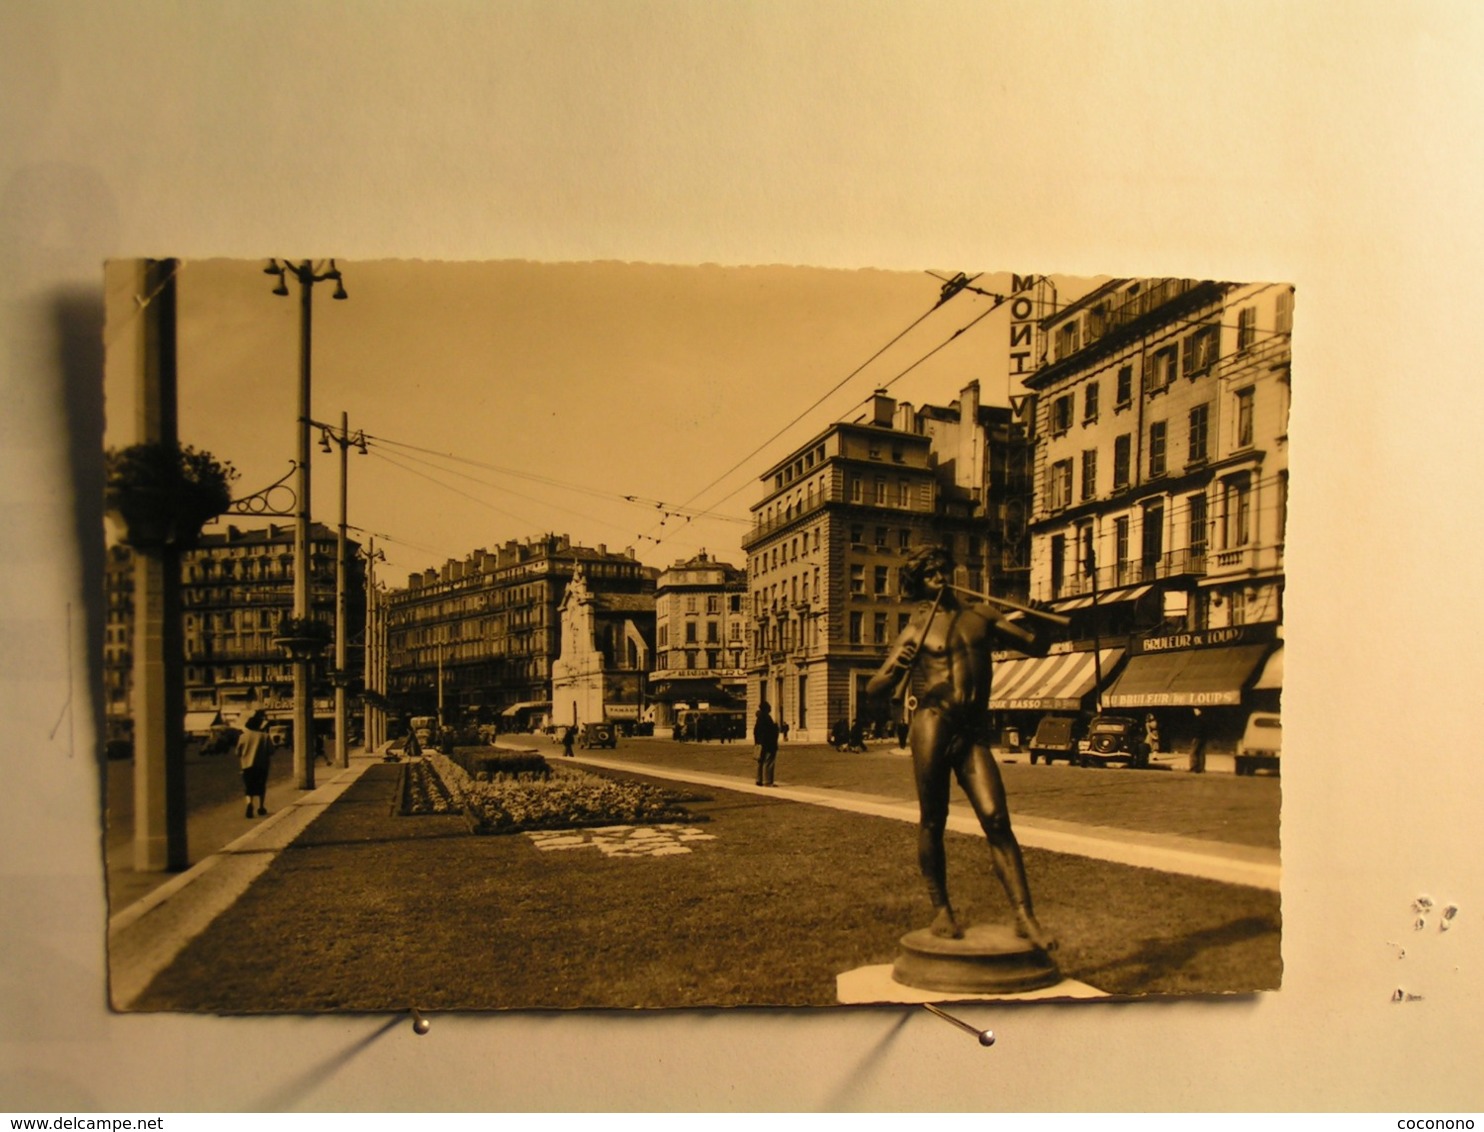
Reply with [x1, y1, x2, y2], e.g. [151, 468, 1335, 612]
[1050, 584, 1152, 611]
[1103, 644, 1269, 708]
[1251, 644, 1284, 691]
[991, 648, 1126, 711]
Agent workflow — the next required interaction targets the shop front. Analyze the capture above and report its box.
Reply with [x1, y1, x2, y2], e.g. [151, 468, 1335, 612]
[990, 645, 1126, 749]
[1101, 623, 1281, 760]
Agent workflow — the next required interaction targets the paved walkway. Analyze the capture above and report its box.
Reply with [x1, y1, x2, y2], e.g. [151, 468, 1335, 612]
[107, 750, 383, 1010]
[567, 750, 1281, 892]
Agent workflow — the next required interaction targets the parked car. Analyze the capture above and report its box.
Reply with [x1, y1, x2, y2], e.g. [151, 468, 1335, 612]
[578, 721, 617, 749]
[1028, 714, 1084, 766]
[1235, 711, 1281, 775]
[1079, 714, 1152, 768]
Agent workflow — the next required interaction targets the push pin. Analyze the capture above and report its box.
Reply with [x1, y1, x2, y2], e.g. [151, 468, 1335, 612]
[411, 1008, 431, 1035]
[922, 1002, 995, 1046]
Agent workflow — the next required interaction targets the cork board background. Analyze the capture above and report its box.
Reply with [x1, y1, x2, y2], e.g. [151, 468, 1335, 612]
[2, 1, 1480, 1111]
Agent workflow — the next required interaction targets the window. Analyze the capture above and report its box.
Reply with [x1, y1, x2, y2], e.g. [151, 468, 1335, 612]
[1116, 364, 1133, 406]
[868, 439, 881, 459]
[1114, 516, 1131, 585]
[706, 594, 720, 614]
[1083, 381, 1100, 422]
[1229, 587, 1247, 626]
[1237, 307, 1257, 353]
[1049, 459, 1074, 512]
[850, 476, 862, 503]
[1141, 501, 1165, 578]
[897, 479, 910, 506]
[1051, 394, 1074, 435]
[1146, 345, 1177, 393]
[849, 523, 864, 545]
[873, 565, 889, 596]
[1113, 434, 1132, 489]
[1050, 534, 1066, 597]
[1183, 323, 1219, 376]
[1188, 492, 1208, 567]
[730, 620, 741, 640]
[1148, 421, 1168, 477]
[685, 595, 697, 613]
[898, 612, 911, 635]
[685, 621, 697, 644]
[1188, 403, 1210, 465]
[898, 529, 911, 551]
[849, 611, 863, 644]
[1080, 449, 1097, 501]
[729, 594, 741, 612]
[1235, 387, 1255, 448]
[706, 621, 719, 643]
[874, 526, 888, 549]
[849, 564, 865, 594]
[873, 612, 888, 644]
[1223, 475, 1252, 547]
[1054, 319, 1081, 360]
[1275, 289, 1294, 334]
[658, 625, 669, 647]
[801, 572, 810, 602]
[1076, 522, 1095, 581]
[874, 477, 887, 505]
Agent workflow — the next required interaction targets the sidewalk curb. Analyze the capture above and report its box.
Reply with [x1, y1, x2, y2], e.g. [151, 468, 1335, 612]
[107, 753, 381, 1010]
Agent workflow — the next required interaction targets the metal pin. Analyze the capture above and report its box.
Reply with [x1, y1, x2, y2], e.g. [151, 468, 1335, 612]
[411, 1008, 431, 1035]
[922, 1002, 995, 1046]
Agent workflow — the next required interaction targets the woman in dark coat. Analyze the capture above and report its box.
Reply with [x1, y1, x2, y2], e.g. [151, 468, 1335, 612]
[236, 711, 273, 818]
[753, 701, 780, 786]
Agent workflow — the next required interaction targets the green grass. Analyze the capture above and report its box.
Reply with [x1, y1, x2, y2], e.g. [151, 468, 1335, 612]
[129, 764, 1280, 1013]
[590, 740, 1282, 849]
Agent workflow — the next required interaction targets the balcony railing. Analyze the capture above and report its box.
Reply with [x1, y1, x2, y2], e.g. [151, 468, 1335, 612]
[1050, 547, 1208, 599]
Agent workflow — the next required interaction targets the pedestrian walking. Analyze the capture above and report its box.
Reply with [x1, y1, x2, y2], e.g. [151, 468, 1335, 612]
[236, 710, 273, 818]
[562, 725, 576, 757]
[753, 701, 780, 786]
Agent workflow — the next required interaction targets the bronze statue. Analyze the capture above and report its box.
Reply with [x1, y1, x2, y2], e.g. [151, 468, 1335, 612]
[866, 544, 1056, 950]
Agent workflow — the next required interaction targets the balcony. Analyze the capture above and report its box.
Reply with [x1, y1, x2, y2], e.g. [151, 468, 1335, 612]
[1050, 548, 1208, 599]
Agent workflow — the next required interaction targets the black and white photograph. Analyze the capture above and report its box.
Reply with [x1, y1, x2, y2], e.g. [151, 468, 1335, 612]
[102, 261, 1288, 1012]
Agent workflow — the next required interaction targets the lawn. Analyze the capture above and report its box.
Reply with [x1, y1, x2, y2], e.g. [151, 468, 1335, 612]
[129, 763, 1280, 1013]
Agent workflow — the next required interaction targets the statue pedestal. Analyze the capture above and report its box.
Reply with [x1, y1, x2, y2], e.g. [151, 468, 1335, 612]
[892, 923, 1061, 995]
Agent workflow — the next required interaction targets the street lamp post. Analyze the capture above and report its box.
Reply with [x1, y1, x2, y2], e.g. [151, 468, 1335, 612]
[266, 258, 347, 790]
[318, 411, 367, 768]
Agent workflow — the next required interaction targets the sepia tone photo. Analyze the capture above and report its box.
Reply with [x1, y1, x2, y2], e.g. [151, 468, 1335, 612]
[101, 260, 1288, 1012]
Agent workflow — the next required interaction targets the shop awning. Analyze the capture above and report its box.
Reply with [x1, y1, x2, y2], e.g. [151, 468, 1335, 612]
[500, 700, 551, 717]
[1102, 644, 1270, 708]
[1251, 644, 1284, 691]
[991, 648, 1125, 711]
[1050, 584, 1152, 611]
[183, 710, 224, 733]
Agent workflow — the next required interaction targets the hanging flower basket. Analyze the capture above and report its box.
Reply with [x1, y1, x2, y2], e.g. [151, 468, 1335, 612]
[272, 616, 333, 660]
[104, 442, 238, 550]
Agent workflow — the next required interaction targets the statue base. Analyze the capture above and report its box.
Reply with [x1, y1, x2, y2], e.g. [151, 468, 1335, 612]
[892, 923, 1061, 995]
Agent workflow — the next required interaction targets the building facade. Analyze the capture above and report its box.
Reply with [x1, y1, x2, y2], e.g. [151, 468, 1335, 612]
[742, 383, 1031, 741]
[647, 551, 749, 737]
[1017, 277, 1291, 754]
[102, 522, 364, 733]
[384, 535, 655, 727]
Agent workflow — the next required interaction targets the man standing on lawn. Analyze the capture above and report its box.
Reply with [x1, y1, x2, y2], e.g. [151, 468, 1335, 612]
[753, 701, 780, 786]
[866, 544, 1056, 950]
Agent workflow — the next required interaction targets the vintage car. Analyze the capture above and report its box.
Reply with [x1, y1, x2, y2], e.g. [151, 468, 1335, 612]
[1079, 714, 1152, 769]
[578, 720, 617, 749]
[1028, 714, 1084, 766]
[1235, 711, 1282, 775]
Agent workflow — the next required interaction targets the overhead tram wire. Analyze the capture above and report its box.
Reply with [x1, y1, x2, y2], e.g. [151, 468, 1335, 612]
[650, 283, 1025, 544]
[366, 449, 551, 532]
[644, 274, 1028, 548]
[359, 432, 748, 527]
[364, 443, 644, 536]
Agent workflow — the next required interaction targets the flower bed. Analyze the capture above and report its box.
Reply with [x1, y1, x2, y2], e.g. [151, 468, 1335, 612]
[425, 751, 698, 835]
[447, 748, 551, 782]
[399, 759, 460, 816]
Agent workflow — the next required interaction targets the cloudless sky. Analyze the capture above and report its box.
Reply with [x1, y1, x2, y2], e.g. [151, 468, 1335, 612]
[104, 259, 1101, 582]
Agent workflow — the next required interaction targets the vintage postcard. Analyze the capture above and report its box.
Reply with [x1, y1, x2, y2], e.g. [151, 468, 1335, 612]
[102, 260, 1287, 1011]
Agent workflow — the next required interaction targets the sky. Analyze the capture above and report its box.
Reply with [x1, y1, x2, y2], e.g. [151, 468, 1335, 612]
[103, 259, 1101, 583]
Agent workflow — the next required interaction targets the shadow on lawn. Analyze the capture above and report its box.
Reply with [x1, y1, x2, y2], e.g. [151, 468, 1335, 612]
[1075, 913, 1279, 995]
